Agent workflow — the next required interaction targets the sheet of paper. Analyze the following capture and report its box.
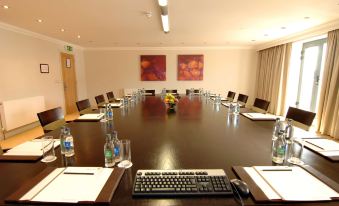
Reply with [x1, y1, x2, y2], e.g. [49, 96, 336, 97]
[77, 113, 104, 120]
[243, 167, 281, 200]
[20, 168, 65, 201]
[31, 167, 113, 203]
[242, 113, 277, 120]
[319, 150, 339, 157]
[4, 139, 60, 156]
[305, 139, 339, 151]
[254, 166, 339, 201]
[108, 103, 122, 107]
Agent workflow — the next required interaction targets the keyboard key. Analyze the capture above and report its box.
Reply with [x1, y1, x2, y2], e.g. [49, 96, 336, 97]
[151, 188, 176, 192]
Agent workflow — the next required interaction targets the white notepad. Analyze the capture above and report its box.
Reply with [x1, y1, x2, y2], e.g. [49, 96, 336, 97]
[242, 113, 277, 120]
[20, 167, 113, 203]
[305, 139, 339, 151]
[108, 102, 123, 108]
[245, 166, 339, 201]
[4, 139, 60, 156]
[77, 113, 104, 120]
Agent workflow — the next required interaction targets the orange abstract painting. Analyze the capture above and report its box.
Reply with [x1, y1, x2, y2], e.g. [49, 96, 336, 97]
[141, 55, 166, 81]
[178, 55, 203, 80]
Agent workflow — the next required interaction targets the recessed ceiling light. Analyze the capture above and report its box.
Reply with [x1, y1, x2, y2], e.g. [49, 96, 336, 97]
[304, 16, 310, 19]
[36, 19, 43, 23]
[60, 28, 65, 32]
[281, 26, 286, 29]
[264, 34, 268, 37]
[3, 5, 9, 9]
[251, 40, 256, 42]
[77, 35, 81, 39]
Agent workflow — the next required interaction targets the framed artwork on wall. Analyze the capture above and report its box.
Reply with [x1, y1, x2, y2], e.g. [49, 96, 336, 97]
[140, 55, 166, 81]
[40, 64, 49, 73]
[178, 55, 204, 80]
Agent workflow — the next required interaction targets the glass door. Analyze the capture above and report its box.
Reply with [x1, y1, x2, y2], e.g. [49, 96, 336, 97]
[296, 38, 327, 112]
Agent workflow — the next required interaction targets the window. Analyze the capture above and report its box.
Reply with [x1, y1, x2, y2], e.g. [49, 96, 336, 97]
[285, 35, 327, 126]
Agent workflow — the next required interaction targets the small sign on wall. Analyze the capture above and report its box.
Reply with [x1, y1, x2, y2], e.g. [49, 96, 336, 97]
[66, 59, 71, 68]
[40, 64, 49, 73]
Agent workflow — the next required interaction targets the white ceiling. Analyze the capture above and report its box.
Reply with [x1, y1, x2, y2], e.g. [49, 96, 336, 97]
[0, 0, 339, 48]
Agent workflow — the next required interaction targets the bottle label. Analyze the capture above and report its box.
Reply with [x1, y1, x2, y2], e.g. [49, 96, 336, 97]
[64, 141, 71, 150]
[277, 147, 285, 156]
[105, 150, 113, 158]
[114, 147, 119, 156]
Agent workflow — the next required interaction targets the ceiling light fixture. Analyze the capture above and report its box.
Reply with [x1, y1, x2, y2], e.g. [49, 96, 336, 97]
[60, 28, 65, 32]
[37, 19, 43, 23]
[77, 35, 81, 39]
[3, 5, 9, 9]
[281, 26, 286, 29]
[158, 0, 169, 33]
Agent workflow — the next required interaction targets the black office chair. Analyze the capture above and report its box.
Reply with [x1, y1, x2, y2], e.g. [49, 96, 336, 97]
[186, 89, 200, 95]
[145, 90, 156, 96]
[286, 107, 316, 131]
[227, 91, 236, 102]
[95, 94, 106, 107]
[237, 94, 249, 107]
[37, 107, 66, 133]
[76, 99, 92, 115]
[106, 91, 115, 102]
[166, 89, 178, 94]
[252, 98, 270, 113]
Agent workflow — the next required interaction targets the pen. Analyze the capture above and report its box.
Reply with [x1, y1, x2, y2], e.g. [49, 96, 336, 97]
[305, 141, 324, 150]
[262, 169, 292, 171]
[64, 172, 94, 175]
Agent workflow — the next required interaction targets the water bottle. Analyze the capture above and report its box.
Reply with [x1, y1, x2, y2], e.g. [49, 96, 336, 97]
[112, 131, 122, 163]
[64, 127, 75, 157]
[272, 118, 282, 140]
[229, 103, 235, 114]
[104, 134, 115, 167]
[272, 131, 286, 164]
[59, 126, 66, 155]
[234, 102, 240, 114]
[107, 105, 113, 121]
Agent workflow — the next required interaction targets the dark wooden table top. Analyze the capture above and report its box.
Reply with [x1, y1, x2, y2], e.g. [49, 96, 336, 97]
[0, 96, 338, 206]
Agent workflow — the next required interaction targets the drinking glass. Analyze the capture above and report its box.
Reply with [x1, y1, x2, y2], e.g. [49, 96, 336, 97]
[117, 139, 133, 168]
[287, 138, 304, 165]
[100, 108, 107, 122]
[41, 136, 57, 163]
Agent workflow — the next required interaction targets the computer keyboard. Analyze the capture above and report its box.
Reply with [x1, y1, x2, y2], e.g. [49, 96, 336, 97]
[132, 169, 233, 197]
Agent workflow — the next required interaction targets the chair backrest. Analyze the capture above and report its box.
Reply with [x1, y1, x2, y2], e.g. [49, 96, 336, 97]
[186, 89, 200, 95]
[252, 98, 270, 113]
[95, 95, 106, 107]
[227, 91, 236, 101]
[145, 90, 155, 96]
[166, 89, 178, 94]
[0, 144, 3, 155]
[237, 93, 249, 105]
[286, 107, 316, 131]
[76, 99, 92, 115]
[106, 92, 115, 102]
[37, 107, 66, 133]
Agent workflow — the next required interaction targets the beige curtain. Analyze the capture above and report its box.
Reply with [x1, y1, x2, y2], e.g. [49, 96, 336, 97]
[255, 43, 292, 115]
[317, 29, 339, 139]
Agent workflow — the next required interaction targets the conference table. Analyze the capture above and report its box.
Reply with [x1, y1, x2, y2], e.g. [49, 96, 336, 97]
[0, 95, 338, 206]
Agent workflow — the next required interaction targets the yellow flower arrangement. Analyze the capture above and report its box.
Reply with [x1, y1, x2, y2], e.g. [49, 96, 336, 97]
[164, 93, 178, 105]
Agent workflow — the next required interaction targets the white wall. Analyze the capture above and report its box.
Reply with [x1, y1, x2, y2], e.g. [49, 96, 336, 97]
[84, 48, 258, 105]
[0, 26, 87, 112]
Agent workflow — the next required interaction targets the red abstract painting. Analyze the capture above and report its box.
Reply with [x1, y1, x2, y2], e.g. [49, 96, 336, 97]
[178, 55, 204, 80]
[140, 55, 166, 81]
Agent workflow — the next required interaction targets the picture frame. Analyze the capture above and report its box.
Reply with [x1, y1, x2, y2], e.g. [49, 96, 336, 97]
[40, 64, 49, 73]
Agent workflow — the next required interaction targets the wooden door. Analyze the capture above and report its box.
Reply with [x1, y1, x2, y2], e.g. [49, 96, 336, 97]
[61, 53, 78, 114]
